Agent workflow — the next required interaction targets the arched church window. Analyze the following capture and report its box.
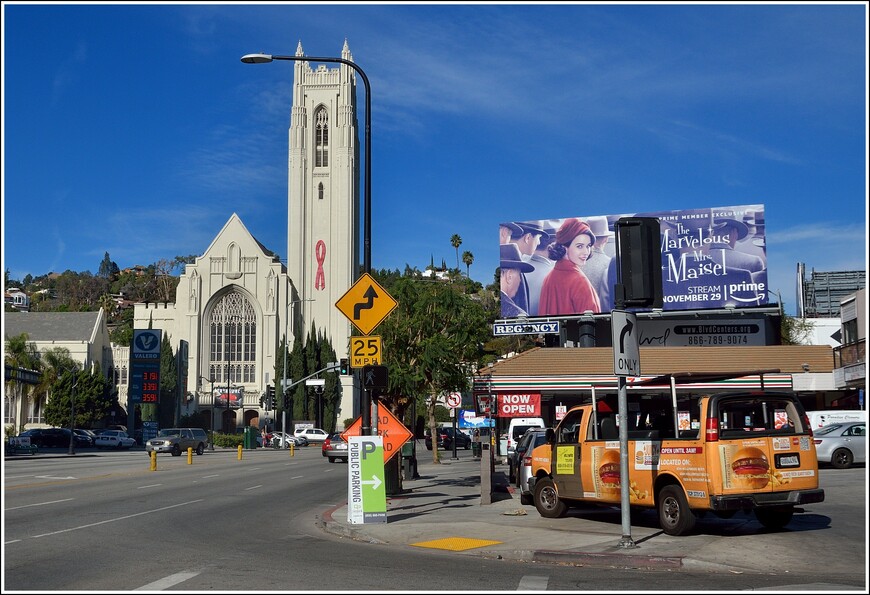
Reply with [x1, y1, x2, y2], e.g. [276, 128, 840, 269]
[315, 106, 329, 168]
[209, 290, 257, 385]
[318, 182, 324, 200]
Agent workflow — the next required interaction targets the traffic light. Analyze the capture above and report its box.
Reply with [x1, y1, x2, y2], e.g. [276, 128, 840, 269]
[339, 358, 350, 375]
[265, 385, 275, 411]
[283, 392, 290, 410]
[614, 217, 663, 309]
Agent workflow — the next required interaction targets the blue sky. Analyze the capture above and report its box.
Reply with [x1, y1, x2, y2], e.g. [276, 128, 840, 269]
[2, 2, 867, 316]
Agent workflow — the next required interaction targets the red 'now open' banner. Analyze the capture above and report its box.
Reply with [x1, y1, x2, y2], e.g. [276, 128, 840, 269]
[498, 393, 541, 417]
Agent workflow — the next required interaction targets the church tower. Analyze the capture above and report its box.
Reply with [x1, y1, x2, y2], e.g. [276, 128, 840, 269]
[287, 40, 360, 420]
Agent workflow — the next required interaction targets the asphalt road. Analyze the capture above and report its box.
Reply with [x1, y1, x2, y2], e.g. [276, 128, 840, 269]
[3, 447, 866, 592]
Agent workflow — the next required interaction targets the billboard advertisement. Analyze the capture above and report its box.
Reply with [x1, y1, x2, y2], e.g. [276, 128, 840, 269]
[499, 204, 766, 318]
[213, 387, 244, 409]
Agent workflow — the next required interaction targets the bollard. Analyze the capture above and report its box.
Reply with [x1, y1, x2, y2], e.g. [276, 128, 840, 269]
[290, 442, 294, 457]
[237, 444, 243, 460]
[150, 451, 157, 471]
[187, 447, 193, 464]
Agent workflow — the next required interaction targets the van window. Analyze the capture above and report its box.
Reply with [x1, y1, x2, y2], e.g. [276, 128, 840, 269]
[558, 409, 584, 444]
[716, 396, 804, 437]
[512, 425, 538, 441]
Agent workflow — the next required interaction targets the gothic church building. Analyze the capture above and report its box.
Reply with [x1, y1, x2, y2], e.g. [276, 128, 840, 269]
[134, 41, 359, 431]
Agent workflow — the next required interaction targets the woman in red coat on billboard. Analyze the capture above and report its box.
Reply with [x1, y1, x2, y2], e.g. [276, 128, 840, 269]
[538, 218, 601, 315]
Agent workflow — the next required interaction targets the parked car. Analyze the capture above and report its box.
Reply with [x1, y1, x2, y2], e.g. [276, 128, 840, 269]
[18, 428, 92, 449]
[322, 432, 349, 463]
[516, 429, 549, 505]
[145, 428, 209, 456]
[508, 427, 547, 484]
[506, 417, 546, 457]
[270, 431, 308, 448]
[294, 427, 329, 444]
[94, 430, 136, 449]
[73, 429, 96, 447]
[425, 427, 471, 451]
[813, 422, 866, 469]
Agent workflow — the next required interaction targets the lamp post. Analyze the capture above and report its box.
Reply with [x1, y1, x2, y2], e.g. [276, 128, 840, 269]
[200, 376, 215, 450]
[242, 51, 373, 435]
[67, 365, 79, 456]
[226, 360, 231, 434]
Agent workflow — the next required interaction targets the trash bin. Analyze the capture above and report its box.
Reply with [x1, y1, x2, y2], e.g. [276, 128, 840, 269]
[401, 441, 417, 479]
[243, 426, 255, 449]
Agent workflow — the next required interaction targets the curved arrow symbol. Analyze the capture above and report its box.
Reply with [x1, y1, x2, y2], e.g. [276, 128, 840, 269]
[619, 318, 634, 354]
[361, 475, 382, 491]
[354, 285, 378, 320]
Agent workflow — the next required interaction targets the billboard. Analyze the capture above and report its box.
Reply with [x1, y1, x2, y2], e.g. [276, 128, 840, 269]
[499, 204, 766, 317]
[213, 387, 244, 409]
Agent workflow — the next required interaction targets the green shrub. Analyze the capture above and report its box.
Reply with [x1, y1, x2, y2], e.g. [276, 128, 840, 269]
[213, 432, 244, 448]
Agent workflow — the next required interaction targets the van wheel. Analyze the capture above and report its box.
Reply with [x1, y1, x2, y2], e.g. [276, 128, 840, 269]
[657, 485, 695, 536]
[534, 478, 567, 518]
[196, 444, 204, 455]
[754, 507, 794, 530]
[831, 448, 853, 469]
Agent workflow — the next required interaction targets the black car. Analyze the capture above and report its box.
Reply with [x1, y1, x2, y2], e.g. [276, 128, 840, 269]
[425, 427, 471, 451]
[18, 428, 92, 449]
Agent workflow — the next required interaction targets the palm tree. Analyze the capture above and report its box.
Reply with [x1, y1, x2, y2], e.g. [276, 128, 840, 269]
[4, 333, 41, 434]
[450, 234, 462, 270]
[462, 251, 474, 277]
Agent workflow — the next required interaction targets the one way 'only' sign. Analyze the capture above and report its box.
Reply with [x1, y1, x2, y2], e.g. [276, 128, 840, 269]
[611, 310, 640, 376]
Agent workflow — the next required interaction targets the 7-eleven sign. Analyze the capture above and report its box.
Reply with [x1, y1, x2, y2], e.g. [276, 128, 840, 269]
[341, 404, 413, 464]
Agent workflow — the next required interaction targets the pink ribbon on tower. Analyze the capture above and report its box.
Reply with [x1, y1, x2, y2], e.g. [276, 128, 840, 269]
[314, 240, 326, 290]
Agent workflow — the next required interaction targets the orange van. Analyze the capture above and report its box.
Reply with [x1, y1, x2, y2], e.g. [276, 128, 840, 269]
[528, 390, 824, 535]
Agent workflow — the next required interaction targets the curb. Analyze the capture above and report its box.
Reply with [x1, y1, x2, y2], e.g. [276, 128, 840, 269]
[532, 549, 684, 570]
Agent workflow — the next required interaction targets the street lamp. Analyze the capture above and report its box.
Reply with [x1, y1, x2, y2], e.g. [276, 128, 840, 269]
[67, 365, 79, 456]
[241, 52, 371, 274]
[200, 375, 215, 450]
[242, 50, 373, 435]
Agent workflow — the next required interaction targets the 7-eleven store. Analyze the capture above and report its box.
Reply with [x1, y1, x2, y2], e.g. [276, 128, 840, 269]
[472, 345, 837, 441]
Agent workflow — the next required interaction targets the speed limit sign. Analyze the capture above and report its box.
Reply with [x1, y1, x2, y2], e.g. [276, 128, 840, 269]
[445, 393, 461, 409]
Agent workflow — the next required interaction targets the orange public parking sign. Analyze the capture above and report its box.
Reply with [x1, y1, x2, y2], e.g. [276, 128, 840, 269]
[341, 405, 413, 464]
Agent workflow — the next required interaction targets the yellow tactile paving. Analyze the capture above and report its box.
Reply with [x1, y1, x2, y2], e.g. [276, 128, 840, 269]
[411, 537, 502, 551]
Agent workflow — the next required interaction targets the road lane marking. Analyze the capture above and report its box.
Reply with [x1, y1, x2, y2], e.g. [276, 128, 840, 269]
[244, 485, 262, 491]
[290, 476, 304, 480]
[5, 498, 74, 511]
[30, 500, 203, 538]
[137, 484, 162, 489]
[135, 571, 200, 590]
[202, 474, 220, 478]
[518, 575, 549, 590]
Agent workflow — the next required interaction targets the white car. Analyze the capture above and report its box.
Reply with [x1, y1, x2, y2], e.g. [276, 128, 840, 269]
[94, 430, 136, 449]
[270, 431, 308, 448]
[294, 427, 329, 444]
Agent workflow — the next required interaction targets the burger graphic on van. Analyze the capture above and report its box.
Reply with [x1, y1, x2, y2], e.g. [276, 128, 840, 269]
[598, 449, 621, 494]
[728, 446, 770, 489]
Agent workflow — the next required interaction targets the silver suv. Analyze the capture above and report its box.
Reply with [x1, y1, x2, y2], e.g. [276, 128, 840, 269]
[145, 428, 208, 456]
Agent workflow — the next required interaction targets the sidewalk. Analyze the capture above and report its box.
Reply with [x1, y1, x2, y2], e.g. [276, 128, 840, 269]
[317, 450, 706, 571]
[316, 450, 848, 578]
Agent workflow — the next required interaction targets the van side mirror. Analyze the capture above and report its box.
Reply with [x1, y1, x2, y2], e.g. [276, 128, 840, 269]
[545, 428, 555, 443]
